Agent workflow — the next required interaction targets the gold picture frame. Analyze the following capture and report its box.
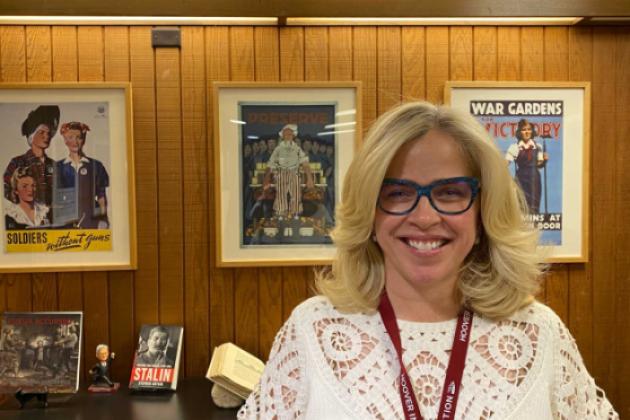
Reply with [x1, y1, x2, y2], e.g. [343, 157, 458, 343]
[212, 82, 361, 267]
[0, 83, 137, 272]
[445, 81, 590, 263]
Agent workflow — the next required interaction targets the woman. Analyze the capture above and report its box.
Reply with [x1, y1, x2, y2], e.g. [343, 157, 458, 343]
[4, 166, 50, 229]
[55, 121, 110, 229]
[238, 102, 617, 419]
[505, 119, 548, 214]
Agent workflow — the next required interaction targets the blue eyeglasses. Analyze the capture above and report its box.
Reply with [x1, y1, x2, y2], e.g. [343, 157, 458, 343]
[378, 177, 480, 215]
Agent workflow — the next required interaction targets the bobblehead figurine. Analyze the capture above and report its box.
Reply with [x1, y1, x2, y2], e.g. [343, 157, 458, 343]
[88, 344, 120, 393]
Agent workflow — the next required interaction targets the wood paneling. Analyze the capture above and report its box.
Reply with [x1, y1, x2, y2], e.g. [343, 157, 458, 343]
[474, 27, 497, 80]
[449, 26, 473, 81]
[567, 27, 593, 369]
[614, 26, 630, 408]
[401, 27, 425, 101]
[426, 27, 449, 103]
[181, 25, 210, 377]
[104, 26, 135, 382]
[1, 23, 629, 417]
[353, 27, 377, 127]
[377, 26, 402, 113]
[591, 28, 618, 400]
[129, 26, 159, 331]
[206, 26, 234, 353]
[497, 27, 520, 80]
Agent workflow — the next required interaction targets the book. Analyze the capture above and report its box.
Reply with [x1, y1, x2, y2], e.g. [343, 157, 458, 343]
[129, 324, 183, 391]
[206, 342, 265, 400]
[0, 311, 83, 394]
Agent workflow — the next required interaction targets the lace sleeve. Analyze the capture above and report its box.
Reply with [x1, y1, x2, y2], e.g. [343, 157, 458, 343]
[551, 317, 619, 419]
[237, 316, 308, 419]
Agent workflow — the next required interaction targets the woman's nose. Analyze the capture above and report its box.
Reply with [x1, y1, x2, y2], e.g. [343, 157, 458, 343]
[407, 195, 441, 227]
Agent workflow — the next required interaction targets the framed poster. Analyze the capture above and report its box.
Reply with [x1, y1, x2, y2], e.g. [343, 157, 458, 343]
[0, 83, 136, 272]
[445, 81, 590, 262]
[213, 82, 361, 266]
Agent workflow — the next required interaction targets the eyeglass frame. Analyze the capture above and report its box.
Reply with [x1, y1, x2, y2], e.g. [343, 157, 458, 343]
[377, 176, 480, 216]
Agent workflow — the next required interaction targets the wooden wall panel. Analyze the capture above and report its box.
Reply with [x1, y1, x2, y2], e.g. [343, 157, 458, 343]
[0, 23, 629, 416]
[230, 26, 260, 356]
[104, 26, 135, 381]
[1, 26, 27, 83]
[591, 28, 618, 401]
[155, 43, 185, 326]
[614, 28, 630, 418]
[425, 27, 449, 103]
[353, 27, 377, 127]
[51, 27, 78, 82]
[377, 27, 402, 113]
[77, 26, 111, 376]
[255, 26, 280, 82]
[497, 27, 520, 80]
[77, 27, 110, 380]
[567, 27, 594, 369]
[129, 26, 159, 331]
[520, 27, 544, 81]
[329, 27, 352, 82]
[401, 27, 425, 101]
[181, 26, 210, 376]
[543, 27, 570, 325]
[473, 27, 497, 81]
[26, 26, 52, 82]
[206, 27, 234, 352]
[305, 27, 328, 81]
[449, 27, 472, 81]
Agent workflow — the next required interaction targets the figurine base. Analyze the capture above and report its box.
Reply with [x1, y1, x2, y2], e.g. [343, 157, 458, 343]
[88, 383, 120, 393]
[15, 390, 48, 409]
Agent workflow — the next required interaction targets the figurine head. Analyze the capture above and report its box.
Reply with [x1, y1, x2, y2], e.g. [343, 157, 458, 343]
[96, 344, 109, 361]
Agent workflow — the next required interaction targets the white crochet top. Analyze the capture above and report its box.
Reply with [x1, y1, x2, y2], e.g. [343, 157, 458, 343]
[238, 296, 618, 419]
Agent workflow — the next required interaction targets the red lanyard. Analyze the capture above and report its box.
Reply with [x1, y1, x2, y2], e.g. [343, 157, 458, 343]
[378, 293, 473, 420]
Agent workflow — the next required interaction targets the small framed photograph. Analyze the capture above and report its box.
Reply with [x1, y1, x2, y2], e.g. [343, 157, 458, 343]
[0, 83, 136, 272]
[213, 82, 361, 266]
[445, 81, 590, 262]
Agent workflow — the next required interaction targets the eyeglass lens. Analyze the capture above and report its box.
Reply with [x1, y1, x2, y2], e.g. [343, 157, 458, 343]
[379, 180, 475, 214]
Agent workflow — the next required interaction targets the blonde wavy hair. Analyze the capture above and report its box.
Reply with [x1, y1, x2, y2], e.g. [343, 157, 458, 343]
[316, 101, 543, 320]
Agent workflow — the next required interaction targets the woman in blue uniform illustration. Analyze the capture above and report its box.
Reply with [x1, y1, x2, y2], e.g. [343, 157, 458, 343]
[505, 119, 548, 213]
[54, 121, 110, 229]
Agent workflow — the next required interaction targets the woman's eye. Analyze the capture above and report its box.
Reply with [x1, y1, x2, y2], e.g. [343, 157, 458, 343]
[433, 185, 468, 200]
[382, 186, 414, 201]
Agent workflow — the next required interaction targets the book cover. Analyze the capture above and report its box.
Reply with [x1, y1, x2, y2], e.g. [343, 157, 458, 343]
[206, 342, 264, 399]
[0, 311, 83, 393]
[129, 324, 183, 391]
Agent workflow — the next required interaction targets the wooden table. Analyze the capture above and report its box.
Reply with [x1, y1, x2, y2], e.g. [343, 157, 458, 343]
[0, 377, 240, 419]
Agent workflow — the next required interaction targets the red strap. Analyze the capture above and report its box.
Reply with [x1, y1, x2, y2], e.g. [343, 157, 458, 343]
[378, 293, 473, 420]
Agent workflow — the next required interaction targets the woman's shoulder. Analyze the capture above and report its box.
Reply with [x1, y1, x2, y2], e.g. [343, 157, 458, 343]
[513, 300, 563, 324]
[289, 295, 375, 325]
[291, 295, 342, 318]
[477, 300, 566, 341]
